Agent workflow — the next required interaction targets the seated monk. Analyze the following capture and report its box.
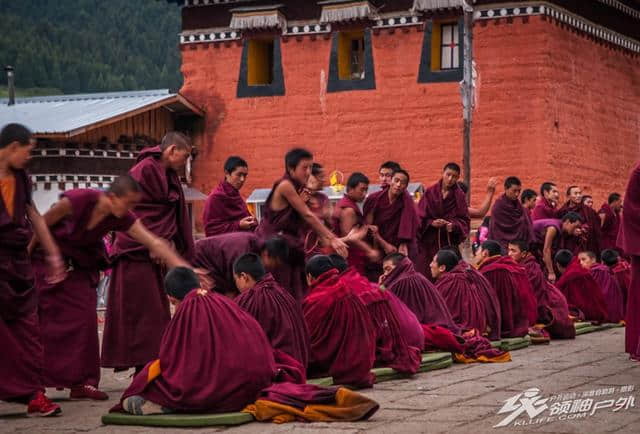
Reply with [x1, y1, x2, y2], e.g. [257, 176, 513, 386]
[476, 241, 538, 338]
[602, 249, 631, 314]
[431, 250, 501, 340]
[578, 251, 625, 323]
[233, 253, 310, 369]
[329, 255, 421, 374]
[554, 250, 608, 322]
[303, 255, 376, 387]
[379, 253, 459, 333]
[117, 267, 277, 415]
[507, 240, 575, 339]
[202, 156, 257, 237]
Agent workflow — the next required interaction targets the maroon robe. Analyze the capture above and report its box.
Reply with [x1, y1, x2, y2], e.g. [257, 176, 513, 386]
[416, 181, 470, 278]
[193, 232, 260, 296]
[339, 268, 421, 374]
[0, 169, 43, 401]
[304, 192, 332, 260]
[381, 258, 459, 333]
[435, 262, 500, 340]
[598, 203, 620, 252]
[612, 260, 631, 313]
[202, 180, 252, 237]
[488, 194, 534, 249]
[256, 174, 308, 302]
[303, 269, 376, 387]
[531, 197, 558, 221]
[34, 189, 135, 388]
[555, 259, 608, 323]
[465, 265, 503, 341]
[618, 163, 640, 358]
[332, 196, 368, 275]
[530, 219, 581, 271]
[115, 289, 276, 412]
[589, 264, 625, 323]
[235, 273, 310, 369]
[386, 292, 425, 351]
[102, 146, 195, 369]
[558, 201, 602, 257]
[363, 185, 419, 260]
[477, 256, 537, 338]
[520, 255, 575, 339]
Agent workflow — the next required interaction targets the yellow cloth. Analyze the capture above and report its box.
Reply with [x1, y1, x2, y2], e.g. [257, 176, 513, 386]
[453, 351, 512, 364]
[0, 174, 16, 218]
[243, 387, 379, 424]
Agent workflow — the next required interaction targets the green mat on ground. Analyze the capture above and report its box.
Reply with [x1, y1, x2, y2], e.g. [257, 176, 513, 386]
[574, 322, 593, 330]
[307, 376, 334, 386]
[575, 325, 600, 335]
[101, 411, 254, 427]
[372, 352, 453, 383]
[490, 335, 532, 351]
[574, 322, 624, 335]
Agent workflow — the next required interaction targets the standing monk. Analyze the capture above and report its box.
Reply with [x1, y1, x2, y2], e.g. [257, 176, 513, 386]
[202, 156, 256, 237]
[532, 182, 559, 221]
[598, 193, 623, 252]
[256, 148, 348, 302]
[416, 163, 470, 279]
[530, 213, 583, 283]
[303, 163, 332, 258]
[0, 123, 66, 416]
[33, 177, 196, 399]
[102, 132, 197, 372]
[488, 176, 534, 250]
[521, 189, 537, 217]
[618, 162, 640, 359]
[332, 172, 380, 275]
[558, 185, 602, 257]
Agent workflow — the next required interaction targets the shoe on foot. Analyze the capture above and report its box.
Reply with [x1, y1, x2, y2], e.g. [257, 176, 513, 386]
[123, 395, 171, 415]
[27, 391, 62, 417]
[69, 384, 108, 401]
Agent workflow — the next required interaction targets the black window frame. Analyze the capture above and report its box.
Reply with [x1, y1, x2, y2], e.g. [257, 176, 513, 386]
[418, 18, 464, 84]
[237, 37, 285, 98]
[327, 28, 376, 93]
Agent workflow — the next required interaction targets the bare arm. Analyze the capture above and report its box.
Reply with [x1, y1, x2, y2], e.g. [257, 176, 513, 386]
[543, 227, 557, 282]
[340, 208, 379, 257]
[26, 203, 65, 283]
[599, 212, 606, 228]
[471, 178, 498, 219]
[127, 220, 190, 269]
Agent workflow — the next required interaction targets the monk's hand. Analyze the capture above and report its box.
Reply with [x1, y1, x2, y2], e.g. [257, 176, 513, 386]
[330, 237, 349, 258]
[345, 225, 368, 242]
[383, 244, 398, 255]
[446, 223, 454, 233]
[299, 188, 311, 203]
[547, 272, 556, 283]
[45, 254, 66, 284]
[239, 216, 257, 230]
[398, 243, 409, 256]
[432, 219, 447, 228]
[487, 177, 498, 192]
[367, 225, 379, 236]
[194, 268, 214, 290]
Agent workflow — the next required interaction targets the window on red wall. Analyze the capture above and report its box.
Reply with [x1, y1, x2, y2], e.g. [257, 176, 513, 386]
[418, 18, 463, 83]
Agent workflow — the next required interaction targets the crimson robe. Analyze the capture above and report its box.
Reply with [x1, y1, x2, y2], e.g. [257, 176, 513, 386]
[235, 273, 310, 369]
[590, 264, 625, 323]
[612, 260, 631, 313]
[102, 146, 195, 369]
[115, 289, 276, 412]
[303, 269, 376, 387]
[598, 203, 620, 252]
[381, 258, 459, 333]
[339, 268, 421, 374]
[618, 162, 640, 358]
[332, 196, 368, 275]
[0, 169, 43, 401]
[531, 197, 558, 221]
[477, 256, 537, 338]
[558, 201, 602, 257]
[416, 181, 470, 279]
[555, 259, 608, 323]
[520, 255, 575, 339]
[386, 291, 425, 351]
[256, 174, 308, 302]
[304, 192, 332, 260]
[488, 194, 534, 249]
[193, 232, 260, 296]
[202, 180, 252, 237]
[34, 189, 135, 388]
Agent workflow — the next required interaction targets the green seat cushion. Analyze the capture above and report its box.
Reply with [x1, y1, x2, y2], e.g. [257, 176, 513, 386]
[101, 411, 254, 427]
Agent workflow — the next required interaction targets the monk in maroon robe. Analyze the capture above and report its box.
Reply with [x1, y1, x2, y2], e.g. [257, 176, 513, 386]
[303, 256, 376, 387]
[380, 254, 459, 332]
[202, 156, 256, 237]
[416, 163, 470, 279]
[364, 169, 419, 267]
[602, 249, 631, 313]
[618, 162, 640, 359]
[256, 149, 348, 302]
[598, 193, 623, 252]
[431, 250, 502, 340]
[233, 253, 309, 369]
[488, 176, 534, 250]
[332, 172, 380, 275]
[507, 241, 575, 339]
[476, 241, 537, 338]
[532, 182, 560, 221]
[0, 123, 66, 416]
[303, 163, 333, 259]
[558, 185, 602, 257]
[578, 252, 625, 323]
[554, 250, 608, 322]
[102, 132, 196, 371]
[530, 213, 583, 283]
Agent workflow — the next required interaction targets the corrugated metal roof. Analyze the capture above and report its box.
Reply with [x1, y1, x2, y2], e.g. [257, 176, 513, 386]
[0, 89, 202, 136]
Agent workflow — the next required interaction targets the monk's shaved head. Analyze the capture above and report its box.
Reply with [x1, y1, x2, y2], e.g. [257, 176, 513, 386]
[435, 250, 459, 271]
[443, 162, 461, 174]
[0, 123, 32, 148]
[601, 249, 620, 267]
[608, 193, 621, 204]
[161, 131, 191, 151]
[233, 253, 266, 281]
[261, 237, 289, 263]
[561, 212, 583, 223]
[329, 254, 348, 273]
[285, 148, 313, 170]
[383, 253, 405, 267]
[165, 267, 200, 301]
[224, 156, 248, 174]
[108, 175, 141, 197]
[554, 249, 573, 269]
[481, 240, 502, 257]
[305, 255, 334, 279]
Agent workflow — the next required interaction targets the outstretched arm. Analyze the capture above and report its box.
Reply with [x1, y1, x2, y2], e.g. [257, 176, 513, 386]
[469, 177, 498, 219]
[26, 203, 65, 283]
[27, 197, 72, 253]
[543, 227, 558, 282]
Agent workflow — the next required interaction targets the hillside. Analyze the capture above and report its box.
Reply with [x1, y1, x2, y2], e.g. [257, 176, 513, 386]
[0, 0, 182, 94]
